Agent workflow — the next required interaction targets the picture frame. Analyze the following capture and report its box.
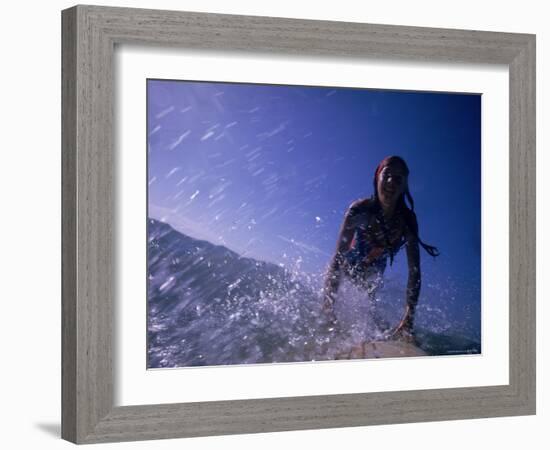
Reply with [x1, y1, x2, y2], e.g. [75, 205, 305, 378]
[61, 4, 535, 444]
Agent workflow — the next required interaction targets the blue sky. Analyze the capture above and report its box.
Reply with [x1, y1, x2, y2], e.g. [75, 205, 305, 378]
[147, 79, 481, 306]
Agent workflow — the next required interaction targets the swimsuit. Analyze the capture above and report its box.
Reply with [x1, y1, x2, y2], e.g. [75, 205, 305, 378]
[342, 204, 408, 288]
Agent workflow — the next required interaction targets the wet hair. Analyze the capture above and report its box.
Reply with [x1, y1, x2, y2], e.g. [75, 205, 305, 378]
[373, 156, 440, 259]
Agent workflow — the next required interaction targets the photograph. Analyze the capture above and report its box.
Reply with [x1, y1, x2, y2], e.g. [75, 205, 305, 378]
[146, 78, 482, 369]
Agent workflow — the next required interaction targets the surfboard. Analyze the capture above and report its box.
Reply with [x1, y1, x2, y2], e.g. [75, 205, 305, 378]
[334, 339, 427, 360]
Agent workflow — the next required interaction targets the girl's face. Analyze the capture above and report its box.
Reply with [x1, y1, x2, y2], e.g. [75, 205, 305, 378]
[377, 163, 408, 205]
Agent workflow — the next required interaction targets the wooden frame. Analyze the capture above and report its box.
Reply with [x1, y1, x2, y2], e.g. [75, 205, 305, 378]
[61, 5, 536, 444]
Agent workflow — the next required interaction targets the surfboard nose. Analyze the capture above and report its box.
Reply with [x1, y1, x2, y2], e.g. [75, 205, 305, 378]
[334, 340, 428, 360]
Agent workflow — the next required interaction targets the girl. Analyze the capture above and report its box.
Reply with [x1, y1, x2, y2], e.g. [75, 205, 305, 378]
[323, 156, 439, 340]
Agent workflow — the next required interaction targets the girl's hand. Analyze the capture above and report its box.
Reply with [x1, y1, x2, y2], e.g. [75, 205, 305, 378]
[388, 323, 415, 343]
[388, 310, 415, 343]
[322, 295, 338, 324]
[322, 294, 334, 314]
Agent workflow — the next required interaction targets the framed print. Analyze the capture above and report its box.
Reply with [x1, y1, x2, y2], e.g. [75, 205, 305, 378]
[61, 5, 536, 444]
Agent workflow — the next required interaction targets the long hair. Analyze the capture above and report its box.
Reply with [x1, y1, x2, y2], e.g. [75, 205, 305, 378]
[373, 156, 440, 259]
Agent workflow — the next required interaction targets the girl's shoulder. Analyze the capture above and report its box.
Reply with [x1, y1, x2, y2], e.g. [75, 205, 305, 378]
[400, 206, 418, 235]
[348, 197, 376, 212]
[347, 197, 377, 217]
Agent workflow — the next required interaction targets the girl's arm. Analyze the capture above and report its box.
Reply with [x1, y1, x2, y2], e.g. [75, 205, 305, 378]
[322, 204, 357, 309]
[391, 212, 421, 337]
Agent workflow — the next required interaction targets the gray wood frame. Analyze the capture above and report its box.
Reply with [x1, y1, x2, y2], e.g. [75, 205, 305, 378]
[62, 4, 536, 444]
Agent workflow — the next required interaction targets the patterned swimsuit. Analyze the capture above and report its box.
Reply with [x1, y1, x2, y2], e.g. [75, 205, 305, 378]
[343, 204, 408, 285]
